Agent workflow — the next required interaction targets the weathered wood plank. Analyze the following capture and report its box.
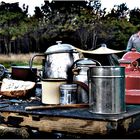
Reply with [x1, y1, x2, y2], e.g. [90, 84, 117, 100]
[1, 105, 140, 137]
[0, 125, 30, 138]
[0, 112, 113, 135]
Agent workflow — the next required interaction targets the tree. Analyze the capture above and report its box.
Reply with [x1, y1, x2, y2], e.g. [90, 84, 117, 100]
[129, 8, 140, 26]
[32, 0, 105, 50]
[0, 0, 138, 55]
[105, 3, 129, 20]
[0, 1, 29, 54]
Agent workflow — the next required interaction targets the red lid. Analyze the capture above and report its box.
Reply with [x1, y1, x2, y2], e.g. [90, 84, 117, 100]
[119, 48, 140, 63]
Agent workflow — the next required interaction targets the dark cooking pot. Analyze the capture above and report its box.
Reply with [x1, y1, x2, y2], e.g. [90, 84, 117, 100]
[11, 66, 37, 82]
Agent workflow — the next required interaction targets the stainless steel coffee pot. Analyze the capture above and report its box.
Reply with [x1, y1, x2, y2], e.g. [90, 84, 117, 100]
[72, 58, 101, 103]
[29, 41, 80, 80]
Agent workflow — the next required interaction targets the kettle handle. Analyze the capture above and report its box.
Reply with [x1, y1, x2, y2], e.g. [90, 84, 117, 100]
[71, 58, 101, 76]
[29, 54, 45, 81]
[73, 80, 89, 93]
[72, 58, 101, 69]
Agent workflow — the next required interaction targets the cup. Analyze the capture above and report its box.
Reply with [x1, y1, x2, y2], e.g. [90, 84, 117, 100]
[41, 78, 67, 104]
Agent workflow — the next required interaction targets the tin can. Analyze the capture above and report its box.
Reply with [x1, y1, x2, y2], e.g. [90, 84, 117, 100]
[59, 84, 77, 104]
[88, 66, 126, 114]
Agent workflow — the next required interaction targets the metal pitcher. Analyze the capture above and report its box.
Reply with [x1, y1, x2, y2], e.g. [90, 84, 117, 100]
[29, 41, 80, 81]
[72, 58, 101, 103]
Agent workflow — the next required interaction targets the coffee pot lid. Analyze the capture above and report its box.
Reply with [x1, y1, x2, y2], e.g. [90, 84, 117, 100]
[60, 83, 77, 89]
[45, 41, 77, 54]
[76, 58, 96, 67]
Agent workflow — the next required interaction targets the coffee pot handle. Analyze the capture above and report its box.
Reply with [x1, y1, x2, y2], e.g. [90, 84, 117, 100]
[29, 54, 45, 81]
[73, 81, 89, 93]
[71, 58, 101, 76]
[72, 58, 101, 68]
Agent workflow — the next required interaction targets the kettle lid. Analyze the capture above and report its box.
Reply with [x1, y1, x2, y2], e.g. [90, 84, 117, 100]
[45, 41, 77, 54]
[76, 58, 96, 67]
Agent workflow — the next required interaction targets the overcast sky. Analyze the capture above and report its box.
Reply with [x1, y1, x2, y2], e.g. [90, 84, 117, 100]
[1, 0, 140, 15]
[101, 0, 140, 11]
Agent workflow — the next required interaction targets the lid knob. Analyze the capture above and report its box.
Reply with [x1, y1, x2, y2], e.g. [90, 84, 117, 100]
[56, 41, 62, 45]
[101, 43, 107, 48]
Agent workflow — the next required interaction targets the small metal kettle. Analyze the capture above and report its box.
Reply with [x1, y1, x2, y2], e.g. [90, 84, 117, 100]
[72, 58, 101, 103]
[29, 41, 80, 81]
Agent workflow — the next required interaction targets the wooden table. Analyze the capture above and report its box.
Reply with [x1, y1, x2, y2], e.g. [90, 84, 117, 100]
[0, 99, 140, 138]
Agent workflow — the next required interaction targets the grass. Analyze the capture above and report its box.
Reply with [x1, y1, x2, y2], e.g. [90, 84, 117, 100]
[0, 53, 42, 69]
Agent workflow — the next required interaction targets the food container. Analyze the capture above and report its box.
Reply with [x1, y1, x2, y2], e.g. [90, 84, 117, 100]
[59, 83, 77, 104]
[88, 66, 126, 114]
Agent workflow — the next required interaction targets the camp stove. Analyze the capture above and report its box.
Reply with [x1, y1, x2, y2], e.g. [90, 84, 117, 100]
[119, 48, 140, 104]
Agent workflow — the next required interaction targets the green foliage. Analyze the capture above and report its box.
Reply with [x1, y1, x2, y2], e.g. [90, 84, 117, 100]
[0, 0, 140, 55]
[100, 19, 136, 50]
[0, 2, 29, 54]
[129, 8, 140, 25]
